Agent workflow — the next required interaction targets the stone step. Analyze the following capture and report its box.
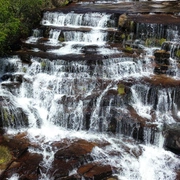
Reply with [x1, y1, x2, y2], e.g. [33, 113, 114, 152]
[14, 50, 125, 62]
[45, 1, 180, 19]
[42, 25, 117, 32]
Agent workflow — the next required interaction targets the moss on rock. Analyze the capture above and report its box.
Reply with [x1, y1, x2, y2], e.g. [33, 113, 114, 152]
[118, 84, 125, 95]
[0, 146, 12, 168]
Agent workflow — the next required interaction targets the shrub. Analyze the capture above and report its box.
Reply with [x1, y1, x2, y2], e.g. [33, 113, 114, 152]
[0, 0, 52, 56]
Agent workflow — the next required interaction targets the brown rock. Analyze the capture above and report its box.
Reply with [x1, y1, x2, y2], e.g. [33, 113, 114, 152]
[77, 163, 112, 180]
[176, 170, 180, 180]
[118, 14, 128, 28]
[3, 152, 43, 180]
[50, 159, 73, 179]
[54, 139, 96, 161]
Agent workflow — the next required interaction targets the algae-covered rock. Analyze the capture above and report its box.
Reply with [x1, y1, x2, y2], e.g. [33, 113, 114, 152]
[118, 14, 128, 29]
[117, 84, 125, 95]
[0, 146, 12, 168]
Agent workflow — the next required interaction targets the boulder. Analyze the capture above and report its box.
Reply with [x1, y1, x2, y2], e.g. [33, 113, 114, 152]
[54, 139, 96, 161]
[77, 163, 112, 180]
[5, 152, 43, 180]
[0, 133, 42, 180]
[154, 50, 170, 65]
[164, 123, 180, 155]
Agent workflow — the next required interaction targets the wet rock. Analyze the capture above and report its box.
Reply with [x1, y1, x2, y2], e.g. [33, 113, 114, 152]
[154, 50, 170, 65]
[143, 75, 180, 87]
[51, 139, 111, 179]
[18, 53, 31, 64]
[176, 170, 180, 180]
[54, 174, 81, 180]
[162, 41, 180, 59]
[4, 152, 43, 180]
[77, 163, 112, 180]
[153, 49, 173, 75]
[0, 105, 29, 128]
[54, 139, 96, 161]
[1, 74, 13, 81]
[163, 123, 180, 155]
[0, 145, 13, 174]
[81, 45, 98, 54]
[50, 159, 73, 179]
[105, 177, 118, 180]
[1, 73, 24, 83]
[1, 133, 29, 158]
[118, 13, 127, 30]
[0, 132, 43, 180]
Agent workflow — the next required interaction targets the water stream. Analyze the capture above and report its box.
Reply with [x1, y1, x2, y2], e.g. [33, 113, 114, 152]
[0, 2, 180, 180]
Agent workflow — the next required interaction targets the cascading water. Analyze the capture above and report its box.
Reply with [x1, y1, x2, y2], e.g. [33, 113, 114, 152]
[0, 1, 180, 180]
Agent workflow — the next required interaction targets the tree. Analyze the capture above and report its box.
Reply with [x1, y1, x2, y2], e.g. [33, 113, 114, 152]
[0, 0, 51, 56]
[0, 0, 20, 54]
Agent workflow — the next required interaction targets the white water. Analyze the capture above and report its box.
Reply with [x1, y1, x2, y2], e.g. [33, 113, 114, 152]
[1, 9, 180, 180]
[42, 12, 111, 29]
[42, 11, 116, 55]
[26, 29, 43, 44]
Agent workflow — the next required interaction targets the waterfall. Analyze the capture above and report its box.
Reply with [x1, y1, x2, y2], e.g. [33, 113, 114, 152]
[1, 3, 180, 180]
[42, 12, 111, 28]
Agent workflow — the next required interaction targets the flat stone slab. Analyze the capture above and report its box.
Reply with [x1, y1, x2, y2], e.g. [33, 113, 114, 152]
[52, 2, 180, 13]
[128, 13, 180, 25]
[48, 1, 180, 13]
[44, 1, 180, 25]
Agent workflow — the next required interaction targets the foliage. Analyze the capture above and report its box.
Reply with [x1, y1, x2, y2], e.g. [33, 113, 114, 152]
[0, 0, 20, 55]
[0, 0, 52, 56]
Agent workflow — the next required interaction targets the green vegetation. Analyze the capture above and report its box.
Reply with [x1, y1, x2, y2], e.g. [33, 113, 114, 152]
[3, 108, 9, 122]
[118, 84, 125, 95]
[0, 146, 12, 166]
[159, 38, 166, 46]
[0, 0, 52, 56]
[59, 37, 65, 42]
[145, 38, 166, 47]
[121, 33, 126, 40]
[123, 45, 134, 54]
[175, 49, 180, 58]
[22, 67, 27, 73]
[41, 60, 46, 68]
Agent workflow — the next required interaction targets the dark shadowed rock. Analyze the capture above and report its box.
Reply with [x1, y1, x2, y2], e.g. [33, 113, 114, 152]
[164, 123, 180, 155]
[1, 74, 13, 81]
[154, 50, 170, 65]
